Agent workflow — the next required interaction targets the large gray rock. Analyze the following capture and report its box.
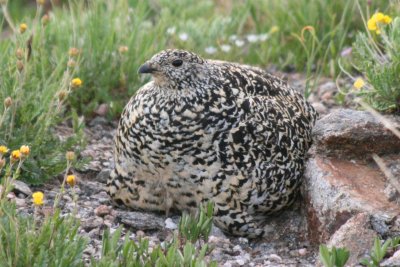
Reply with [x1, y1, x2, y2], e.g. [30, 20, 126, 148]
[116, 210, 164, 231]
[12, 180, 32, 196]
[381, 249, 400, 266]
[326, 213, 376, 267]
[304, 109, 400, 243]
[311, 109, 400, 157]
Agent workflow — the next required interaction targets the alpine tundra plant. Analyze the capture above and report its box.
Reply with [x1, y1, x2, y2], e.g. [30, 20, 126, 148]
[350, 10, 400, 112]
[0, 0, 85, 182]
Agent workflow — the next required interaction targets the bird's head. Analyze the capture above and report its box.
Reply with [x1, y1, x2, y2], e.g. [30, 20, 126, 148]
[138, 49, 208, 89]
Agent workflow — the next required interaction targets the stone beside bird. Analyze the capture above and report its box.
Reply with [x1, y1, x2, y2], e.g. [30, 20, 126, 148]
[107, 49, 318, 238]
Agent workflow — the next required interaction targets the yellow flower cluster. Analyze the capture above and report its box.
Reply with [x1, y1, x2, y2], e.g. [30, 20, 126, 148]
[71, 78, 83, 88]
[368, 12, 392, 34]
[19, 23, 27, 34]
[353, 78, 365, 90]
[0, 145, 30, 162]
[32, 191, 44, 206]
[20, 145, 30, 156]
[0, 145, 8, 155]
[270, 26, 279, 34]
[66, 175, 76, 186]
[11, 150, 21, 161]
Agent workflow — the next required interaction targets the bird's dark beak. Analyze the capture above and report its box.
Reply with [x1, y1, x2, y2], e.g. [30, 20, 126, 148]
[138, 63, 157, 74]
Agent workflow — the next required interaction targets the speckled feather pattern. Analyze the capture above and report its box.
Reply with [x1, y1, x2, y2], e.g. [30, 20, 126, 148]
[107, 49, 318, 238]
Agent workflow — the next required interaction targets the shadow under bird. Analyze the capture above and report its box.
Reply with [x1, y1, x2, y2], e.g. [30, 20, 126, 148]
[107, 49, 317, 238]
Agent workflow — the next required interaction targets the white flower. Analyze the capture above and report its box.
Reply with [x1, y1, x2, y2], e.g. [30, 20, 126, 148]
[229, 34, 238, 42]
[246, 34, 258, 43]
[166, 27, 176, 35]
[235, 39, 245, 47]
[205, 46, 217, 54]
[178, 32, 189, 41]
[220, 44, 231, 53]
[258, 33, 269, 41]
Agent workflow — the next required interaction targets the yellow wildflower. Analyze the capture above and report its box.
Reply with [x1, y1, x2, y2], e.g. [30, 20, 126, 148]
[11, 150, 21, 161]
[19, 23, 28, 34]
[20, 145, 30, 156]
[270, 26, 279, 34]
[66, 151, 75, 161]
[0, 145, 8, 155]
[368, 12, 392, 34]
[71, 78, 83, 88]
[353, 78, 365, 90]
[32, 192, 44, 206]
[66, 175, 76, 186]
[382, 15, 392, 24]
[37, 0, 45, 5]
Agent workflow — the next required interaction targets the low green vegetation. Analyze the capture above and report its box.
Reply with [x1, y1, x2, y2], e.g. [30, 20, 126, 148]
[0, 150, 216, 266]
[319, 237, 400, 267]
[360, 237, 400, 267]
[93, 203, 215, 267]
[350, 13, 400, 112]
[319, 245, 350, 267]
[1, 0, 399, 181]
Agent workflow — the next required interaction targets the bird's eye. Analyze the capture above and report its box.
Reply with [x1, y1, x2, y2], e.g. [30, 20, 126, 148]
[171, 59, 183, 67]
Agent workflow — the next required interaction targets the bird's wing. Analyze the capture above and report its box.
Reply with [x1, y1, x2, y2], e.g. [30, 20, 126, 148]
[231, 95, 312, 161]
[209, 59, 297, 99]
[209, 60, 318, 129]
[223, 95, 310, 207]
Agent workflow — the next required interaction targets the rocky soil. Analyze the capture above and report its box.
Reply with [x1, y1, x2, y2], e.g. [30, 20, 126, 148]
[8, 74, 400, 266]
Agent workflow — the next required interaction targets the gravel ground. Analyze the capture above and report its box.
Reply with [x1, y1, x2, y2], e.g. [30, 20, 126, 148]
[13, 73, 349, 266]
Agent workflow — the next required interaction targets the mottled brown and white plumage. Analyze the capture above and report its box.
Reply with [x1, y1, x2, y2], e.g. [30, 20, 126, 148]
[107, 49, 317, 237]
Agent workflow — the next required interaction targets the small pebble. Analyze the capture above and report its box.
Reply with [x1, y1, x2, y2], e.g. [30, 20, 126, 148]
[311, 102, 328, 115]
[87, 228, 100, 239]
[298, 248, 308, 256]
[238, 237, 249, 244]
[165, 218, 177, 230]
[82, 217, 103, 232]
[95, 205, 111, 217]
[15, 198, 26, 208]
[136, 230, 145, 237]
[63, 195, 72, 202]
[236, 259, 245, 265]
[233, 245, 242, 252]
[103, 220, 112, 228]
[321, 91, 334, 102]
[268, 254, 282, 262]
[104, 214, 115, 222]
[7, 192, 16, 200]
